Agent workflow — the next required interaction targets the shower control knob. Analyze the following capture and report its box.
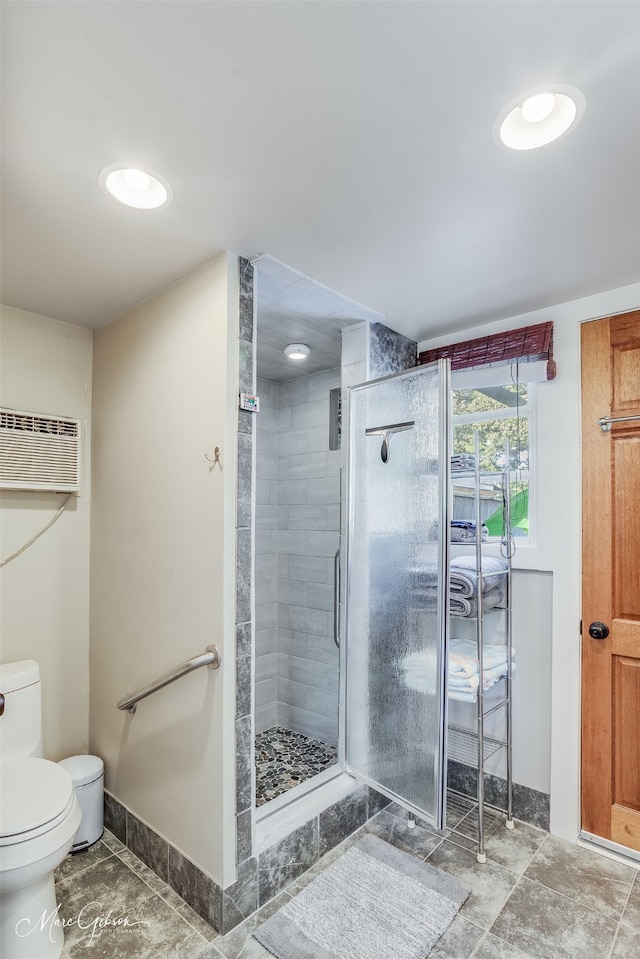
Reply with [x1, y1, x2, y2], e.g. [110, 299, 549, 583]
[588, 621, 609, 640]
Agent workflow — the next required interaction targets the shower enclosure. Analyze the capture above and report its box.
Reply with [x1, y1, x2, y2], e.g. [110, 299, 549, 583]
[254, 366, 343, 807]
[345, 362, 450, 827]
[254, 330, 451, 828]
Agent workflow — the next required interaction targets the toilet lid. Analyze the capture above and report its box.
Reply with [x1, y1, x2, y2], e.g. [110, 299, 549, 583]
[0, 757, 75, 838]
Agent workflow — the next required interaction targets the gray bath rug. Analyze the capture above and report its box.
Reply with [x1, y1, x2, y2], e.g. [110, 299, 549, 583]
[253, 833, 470, 959]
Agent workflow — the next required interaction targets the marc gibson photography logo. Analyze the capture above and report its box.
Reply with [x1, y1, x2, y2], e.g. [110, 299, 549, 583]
[16, 901, 150, 945]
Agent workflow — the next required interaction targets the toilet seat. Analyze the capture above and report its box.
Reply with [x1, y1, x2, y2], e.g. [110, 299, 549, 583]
[0, 757, 75, 846]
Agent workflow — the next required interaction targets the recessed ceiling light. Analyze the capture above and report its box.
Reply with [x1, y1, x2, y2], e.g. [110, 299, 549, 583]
[284, 343, 311, 360]
[98, 164, 173, 209]
[520, 93, 555, 123]
[493, 85, 585, 151]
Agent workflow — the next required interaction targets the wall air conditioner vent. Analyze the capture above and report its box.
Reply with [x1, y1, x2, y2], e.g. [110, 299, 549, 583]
[0, 408, 81, 492]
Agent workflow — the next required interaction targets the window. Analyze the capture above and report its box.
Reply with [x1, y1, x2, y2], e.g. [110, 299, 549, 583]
[418, 321, 553, 548]
[451, 370, 533, 543]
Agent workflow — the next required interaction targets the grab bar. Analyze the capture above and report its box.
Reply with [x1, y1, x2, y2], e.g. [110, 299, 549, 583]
[333, 549, 340, 648]
[117, 645, 221, 714]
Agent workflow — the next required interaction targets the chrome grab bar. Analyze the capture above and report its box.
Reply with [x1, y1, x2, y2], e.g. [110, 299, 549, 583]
[333, 549, 340, 648]
[599, 414, 640, 433]
[117, 645, 221, 714]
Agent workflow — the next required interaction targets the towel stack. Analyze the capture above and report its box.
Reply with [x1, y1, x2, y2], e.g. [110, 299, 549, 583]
[450, 520, 488, 543]
[410, 556, 508, 617]
[448, 638, 514, 702]
[449, 555, 508, 618]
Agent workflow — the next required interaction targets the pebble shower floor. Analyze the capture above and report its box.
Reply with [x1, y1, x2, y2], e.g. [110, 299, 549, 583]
[254, 726, 338, 806]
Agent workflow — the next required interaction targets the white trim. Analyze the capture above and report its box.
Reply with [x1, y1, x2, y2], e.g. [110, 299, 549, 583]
[578, 831, 640, 870]
[451, 359, 548, 391]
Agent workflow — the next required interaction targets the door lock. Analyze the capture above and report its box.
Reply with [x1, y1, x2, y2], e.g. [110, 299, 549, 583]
[588, 621, 609, 640]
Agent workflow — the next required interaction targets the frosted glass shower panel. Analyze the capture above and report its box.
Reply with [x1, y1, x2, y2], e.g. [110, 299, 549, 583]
[346, 363, 449, 827]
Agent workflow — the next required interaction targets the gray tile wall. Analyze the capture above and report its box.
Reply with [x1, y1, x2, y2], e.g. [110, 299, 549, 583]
[254, 367, 342, 746]
[369, 320, 417, 377]
[276, 367, 341, 746]
[236, 257, 255, 869]
[255, 376, 279, 733]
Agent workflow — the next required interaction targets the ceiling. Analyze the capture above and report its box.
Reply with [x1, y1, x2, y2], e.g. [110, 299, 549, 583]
[255, 255, 382, 381]
[1, 2, 639, 344]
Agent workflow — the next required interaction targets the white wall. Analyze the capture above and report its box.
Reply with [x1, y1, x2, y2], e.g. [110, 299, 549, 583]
[419, 281, 640, 841]
[0, 306, 92, 760]
[89, 255, 238, 885]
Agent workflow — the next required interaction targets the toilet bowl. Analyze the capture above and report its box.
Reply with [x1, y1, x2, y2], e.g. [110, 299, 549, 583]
[0, 660, 82, 958]
[0, 759, 81, 959]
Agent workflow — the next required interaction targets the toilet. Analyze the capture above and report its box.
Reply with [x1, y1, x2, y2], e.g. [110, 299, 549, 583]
[0, 660, 81, 959]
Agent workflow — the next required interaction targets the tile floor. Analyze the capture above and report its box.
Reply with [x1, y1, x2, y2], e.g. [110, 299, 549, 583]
[254, 726, 337, 807]
[52, 797, 640, 959]
[54, 829, 217, 958]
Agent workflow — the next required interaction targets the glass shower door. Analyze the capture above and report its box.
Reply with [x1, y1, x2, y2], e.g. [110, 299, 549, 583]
[345, 361, 450, 829]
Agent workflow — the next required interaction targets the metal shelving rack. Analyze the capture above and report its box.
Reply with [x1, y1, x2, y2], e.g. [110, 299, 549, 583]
[447, 432, 514, 862]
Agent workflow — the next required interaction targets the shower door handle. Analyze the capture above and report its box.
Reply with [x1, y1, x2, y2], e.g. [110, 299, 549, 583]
[333, 549, 341, 648]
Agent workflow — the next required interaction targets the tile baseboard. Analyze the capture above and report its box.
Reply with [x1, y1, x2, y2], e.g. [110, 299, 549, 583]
[447, 759, 550, 831]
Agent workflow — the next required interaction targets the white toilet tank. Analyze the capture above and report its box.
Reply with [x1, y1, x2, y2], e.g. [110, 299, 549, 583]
[0, 660, 43, 760]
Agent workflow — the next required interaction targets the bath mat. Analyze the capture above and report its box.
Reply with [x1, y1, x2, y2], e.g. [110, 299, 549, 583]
[253, 834, 469, 959]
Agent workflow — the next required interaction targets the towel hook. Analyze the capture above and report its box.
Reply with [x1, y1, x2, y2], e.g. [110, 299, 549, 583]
[205, 447, 221, 465]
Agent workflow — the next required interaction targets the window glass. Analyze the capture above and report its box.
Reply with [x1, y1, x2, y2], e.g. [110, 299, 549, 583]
[452, 383, 531, 541]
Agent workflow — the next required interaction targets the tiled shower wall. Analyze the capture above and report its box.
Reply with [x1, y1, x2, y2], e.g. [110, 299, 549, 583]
[277, 367, 341, 745]
[254, 368, 342, 745]
[255, 377, 279, 732]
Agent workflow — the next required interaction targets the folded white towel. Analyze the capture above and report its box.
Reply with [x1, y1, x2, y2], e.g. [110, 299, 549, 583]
[447, 663, 516, 703]
[482, 661, 511, 687]
[447, 672, 480, 691]
[449, 638, 515, 671]
[400, 645, 515, 698]
[448, 653, 478, 678]
[448, 688, 478, 703]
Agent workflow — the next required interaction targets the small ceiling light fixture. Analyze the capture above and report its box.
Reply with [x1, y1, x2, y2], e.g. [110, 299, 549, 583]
[493, 85, 585, 151]
[98, 164, 173, 209]
[284, 343, 311, 360]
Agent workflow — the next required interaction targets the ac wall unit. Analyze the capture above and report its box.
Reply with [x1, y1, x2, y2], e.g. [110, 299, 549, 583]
[0, 408, 82, 492]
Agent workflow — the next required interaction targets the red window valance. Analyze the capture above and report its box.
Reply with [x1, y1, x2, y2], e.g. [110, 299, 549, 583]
[418, 321, 556, 380]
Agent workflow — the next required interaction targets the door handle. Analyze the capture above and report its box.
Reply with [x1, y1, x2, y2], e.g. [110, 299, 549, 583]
[333, 549, 340, 649]
[588, 621, 609, 640]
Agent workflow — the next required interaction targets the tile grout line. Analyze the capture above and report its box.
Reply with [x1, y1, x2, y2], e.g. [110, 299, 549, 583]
[604, 871, 637, 959]
[112, 844, 216, 943]
[519, 872, 630, 924]
[482, 873, 526, 957]
[525, 832, 637, 921]
[55, 849, 117, 887]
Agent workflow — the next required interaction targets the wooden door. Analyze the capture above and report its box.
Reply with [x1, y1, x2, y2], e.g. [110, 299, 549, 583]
[581, 311, 640, 852]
